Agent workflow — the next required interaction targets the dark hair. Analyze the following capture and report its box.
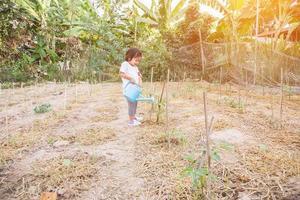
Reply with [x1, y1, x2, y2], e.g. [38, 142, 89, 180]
[125, 48, 142, 61]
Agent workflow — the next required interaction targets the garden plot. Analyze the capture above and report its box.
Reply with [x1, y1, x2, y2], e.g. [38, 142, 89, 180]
[0, 82, 299, 200]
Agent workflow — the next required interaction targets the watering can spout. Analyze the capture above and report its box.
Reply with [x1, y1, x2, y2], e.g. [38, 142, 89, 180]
[136, 95, 155, 103]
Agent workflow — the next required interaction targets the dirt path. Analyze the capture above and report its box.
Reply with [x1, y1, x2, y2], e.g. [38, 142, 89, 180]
[80, 92, 145, 200]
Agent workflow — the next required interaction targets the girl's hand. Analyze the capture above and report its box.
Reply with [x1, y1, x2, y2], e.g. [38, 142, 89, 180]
[130, 77, 137, 84]
[138, 76, 142, 85]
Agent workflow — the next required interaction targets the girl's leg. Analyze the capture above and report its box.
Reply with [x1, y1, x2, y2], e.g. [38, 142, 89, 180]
[127, 100, 135, 121]
[133, 101, 138, 117]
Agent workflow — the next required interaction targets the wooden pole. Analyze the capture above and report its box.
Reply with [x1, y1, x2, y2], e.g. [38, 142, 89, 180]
[149, 67, 154, 121]
[238, 86, 241, 107]
[89, 80, 92, 96]
[280, 67, 284, 126]
[75, 83, 78, 104]
[219, 67, 222, 102]
[166, 69, 170, 149]
[199, 28, 205, 79]
[287, 74, 291, 100]
[12, 82, 15, 95]
[5, 99, 8, 132]
[64, 83, 67, 110]
[30, 97, 34, 130]
[156, 82, 165, 123]
[271, 90, 274, 121]
[245, 71, 249, 107]
[203, 92, 211, 168]
[151, 67, 154, 92]
[254, 0, 259, 85]
[174, 72, 177, 82]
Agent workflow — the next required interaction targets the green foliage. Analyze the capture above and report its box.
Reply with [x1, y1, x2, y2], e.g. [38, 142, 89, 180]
[0, 0, 17, 41]
[139, 33, 172, 81]
[182, 154, 209, 190]
[34, 103, 52, 114]
[182, 142, 233, 194]
[134, 0, 188, 35]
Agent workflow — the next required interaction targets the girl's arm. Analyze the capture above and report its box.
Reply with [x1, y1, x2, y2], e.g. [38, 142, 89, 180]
[138, 72, 142, 78]
[120, 72, 136, 84]
[138, 72, 142, 85]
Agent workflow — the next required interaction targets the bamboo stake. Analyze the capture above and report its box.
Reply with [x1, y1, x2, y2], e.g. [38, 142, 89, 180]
[280, 67, 284, 126]
[238, 86, 241, 106]
[183, 71, 186, 82]
[166, 69, 170, 149]
[149, 67, 154, 121]
[86, 82, 90, 96]
[151, 67, 154, 90]
[199, 28, 205, 78]
[30, 98, 34, 130]
[5, 99, 8, 132]
[219, 67, 222, 103]
[64, 83, 67, 110]
[156, 82, 166, 123]
[75, 83, 78, 104]
[12, 82, 15, 95]
[253, 0, 260, 85]
[89, 80, 92, 96]
[174, 72, 177, 82]
[271, 90, 274, 121]
[203, 92, 211, 169]
[287, 74, 291, 100]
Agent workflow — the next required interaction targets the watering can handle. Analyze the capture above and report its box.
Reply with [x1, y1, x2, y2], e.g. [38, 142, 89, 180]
[125, 82, 141, 89]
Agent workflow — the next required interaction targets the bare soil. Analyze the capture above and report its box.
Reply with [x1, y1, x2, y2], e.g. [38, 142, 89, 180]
[0, 82, 299, 200]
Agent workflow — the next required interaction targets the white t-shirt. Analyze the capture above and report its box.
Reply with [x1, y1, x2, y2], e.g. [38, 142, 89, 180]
[120, 61, 139, 91]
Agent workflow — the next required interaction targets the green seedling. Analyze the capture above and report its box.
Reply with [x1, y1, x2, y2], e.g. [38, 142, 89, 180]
[34, 103, 52, 113]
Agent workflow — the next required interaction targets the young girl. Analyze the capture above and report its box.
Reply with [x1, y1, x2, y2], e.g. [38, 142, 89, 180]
[120, 48, 143, 126]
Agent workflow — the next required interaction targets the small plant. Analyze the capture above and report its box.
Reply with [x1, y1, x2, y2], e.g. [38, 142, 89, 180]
[224, 97, 245, 111]
[34, 103, 52, 114]
[283, 85, 293, 98]
[181, 154, 210, 195]
[182, 142, 233, 196]
[156, 129, 186, 146]
[47, 136, 57, 145]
